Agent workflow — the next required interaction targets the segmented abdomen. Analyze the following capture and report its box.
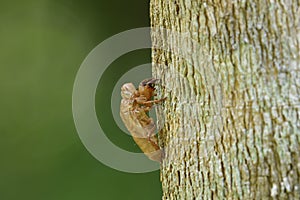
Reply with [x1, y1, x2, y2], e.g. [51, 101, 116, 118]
[120, 99, 161, 162]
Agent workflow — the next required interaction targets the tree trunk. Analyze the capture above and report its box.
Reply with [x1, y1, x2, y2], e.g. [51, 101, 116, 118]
[150, 0, 300, 199]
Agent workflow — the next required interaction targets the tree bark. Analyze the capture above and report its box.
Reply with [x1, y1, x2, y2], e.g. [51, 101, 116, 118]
[150, 0, 300, 199]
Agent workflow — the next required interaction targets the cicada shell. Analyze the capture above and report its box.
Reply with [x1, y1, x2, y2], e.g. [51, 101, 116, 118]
[120, 79, 165, 162]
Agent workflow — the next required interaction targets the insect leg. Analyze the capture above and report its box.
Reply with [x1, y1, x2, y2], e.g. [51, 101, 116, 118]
[140, 97, 167, 105]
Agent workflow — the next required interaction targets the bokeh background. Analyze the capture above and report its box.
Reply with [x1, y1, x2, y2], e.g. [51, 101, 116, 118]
[0, 0, 162, 199]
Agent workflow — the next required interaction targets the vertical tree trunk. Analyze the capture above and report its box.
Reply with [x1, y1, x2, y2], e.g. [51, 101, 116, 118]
[150, 0, 300, 199]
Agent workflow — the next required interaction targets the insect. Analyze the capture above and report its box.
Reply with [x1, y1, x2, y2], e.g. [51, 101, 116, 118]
[120, 78, 166, 162]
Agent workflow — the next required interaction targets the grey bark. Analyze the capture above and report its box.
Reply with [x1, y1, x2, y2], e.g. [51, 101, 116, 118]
[150, 0, 300, 199]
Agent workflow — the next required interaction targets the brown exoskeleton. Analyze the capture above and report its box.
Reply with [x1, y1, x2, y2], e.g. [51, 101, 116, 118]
[120, 78, 166, 162]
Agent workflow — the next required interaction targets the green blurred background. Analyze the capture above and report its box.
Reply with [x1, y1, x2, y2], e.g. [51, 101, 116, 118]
[0, 0, 162, 199]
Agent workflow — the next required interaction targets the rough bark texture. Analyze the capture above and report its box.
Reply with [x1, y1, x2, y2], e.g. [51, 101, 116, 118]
[150, 0, 300, 199]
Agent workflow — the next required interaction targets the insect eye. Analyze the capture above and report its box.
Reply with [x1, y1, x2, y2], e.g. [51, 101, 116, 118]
[148, 83, 155, 88]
